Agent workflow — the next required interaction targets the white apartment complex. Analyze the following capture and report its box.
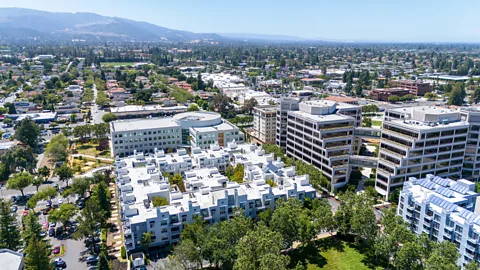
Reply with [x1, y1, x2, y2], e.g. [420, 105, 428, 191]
[110, 112, 244, 157]
[398, 175, 479, 266]
[191, 145, 230, 172]
[251, 105, 277, 145]
[116, 145, 316, 252]
[376, 106, 469, 196]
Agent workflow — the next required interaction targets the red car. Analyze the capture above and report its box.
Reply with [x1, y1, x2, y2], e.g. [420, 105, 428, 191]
[22, 210, 29, 216]
[53, 246, 61, 254]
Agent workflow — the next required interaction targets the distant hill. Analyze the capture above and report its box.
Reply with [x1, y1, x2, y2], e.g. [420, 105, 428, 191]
[0, 8, 222, 42]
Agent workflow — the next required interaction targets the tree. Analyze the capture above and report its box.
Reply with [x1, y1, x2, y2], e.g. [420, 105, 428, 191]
[22, 211, 42, 245]
[7, 171, 33, 198]
[93, 181, 111, 220]
[312, 199, 335, 235]
[97, 251, 111, 270]
[141, 231, 153, 252]
[2, 117, 12, 126]
[242, 98, 258, 114]
[152, 197, 168, 207]
[14, 118, 41, 150]
[69, 113, 77, 123]
[55, 164, 73, 187]
[355, 83, 363, 96]
[171, 239, 203, 270]
[0, 199, 21, 250]
[425, 241, 459, 270]
[24, 236, 52, 270]
[45, 134, 69, 162]
[424, 92, 437, 101]
[465, 260, 479, 270]
[395, 241, 423, 270]
[362, 117, 372, 127]
[48, 203, 77, 229]
[447, 82, 466, 106]
[32, 176, 43, 192]
[187, 104, 199, 112]
[234, 222, 289, 270]
[71, 177, 92, 198]
[73, 199, 105, 244]
[102, 113, 118, 123]
[270, 198, 313, 248]
[1, 145, 37, 173]
[470, 87, 480, 104]
[38, 166, 50, 180]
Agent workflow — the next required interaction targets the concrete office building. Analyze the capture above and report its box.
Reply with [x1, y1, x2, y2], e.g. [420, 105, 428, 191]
[285, 100, 360, 188]
[251, 105, 277, 145]
[276, 98, 300, 148]
[116, 148, 316, 252]
[398, 175, 479, 266]
[110, 112, 244, 157]
[460, 108, 480, 181]
[376, 106, 469, 196]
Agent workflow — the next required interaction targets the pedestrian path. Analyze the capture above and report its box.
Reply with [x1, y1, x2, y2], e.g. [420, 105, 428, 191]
[107, 182, 124, 259]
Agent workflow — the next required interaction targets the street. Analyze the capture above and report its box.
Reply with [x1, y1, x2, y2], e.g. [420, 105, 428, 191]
[91, 84, 107, 124]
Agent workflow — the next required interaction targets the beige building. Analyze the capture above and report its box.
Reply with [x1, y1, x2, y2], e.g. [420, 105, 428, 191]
[251, 105, 277, 145]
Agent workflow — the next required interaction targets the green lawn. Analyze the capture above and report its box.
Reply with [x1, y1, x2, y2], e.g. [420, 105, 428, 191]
[290, 238, 382, 270]
[371, 120, 383, 127]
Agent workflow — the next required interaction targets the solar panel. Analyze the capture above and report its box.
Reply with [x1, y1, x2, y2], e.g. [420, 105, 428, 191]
[418, 179, 436, 190]
[436, 186, 454, 198]
[451, 183, 469, 195]
[432, 176, 450, 187]
[458, 208, 480, 225]
[428, 194, 458, 212]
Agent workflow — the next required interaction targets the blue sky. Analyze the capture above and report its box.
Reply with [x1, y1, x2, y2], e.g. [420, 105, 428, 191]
[1, 0, 479, 42]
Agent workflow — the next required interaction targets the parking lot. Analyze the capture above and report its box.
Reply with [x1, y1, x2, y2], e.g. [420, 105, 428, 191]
[5, 179, 97, 270]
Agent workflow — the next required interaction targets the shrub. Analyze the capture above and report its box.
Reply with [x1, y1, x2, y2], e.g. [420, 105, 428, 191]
[152, 197, 168, 207]
[121, 246, 126, 259]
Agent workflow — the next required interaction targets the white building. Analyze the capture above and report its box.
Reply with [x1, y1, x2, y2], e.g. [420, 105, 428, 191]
[117, 145, 316, 252]
[398, 175, 479, 267]
[284, 100, 361, 190]
[252, 105, 277, 145]
[110, 112, 244, 157]
[377, 106, 469, 197]
[153, 148, 192, 175]
[191, 144, 230, 172]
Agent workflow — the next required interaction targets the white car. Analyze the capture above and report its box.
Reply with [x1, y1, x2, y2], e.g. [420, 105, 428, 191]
[58, 199, 63, 205]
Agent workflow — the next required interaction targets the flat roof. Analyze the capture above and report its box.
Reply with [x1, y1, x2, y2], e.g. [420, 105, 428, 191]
[289, 110, 352, 123]
[111, 105, 187, 113]
[191, 121, 238, 133]
[0, 249, 23, 270]
[111, 118, 179, 132]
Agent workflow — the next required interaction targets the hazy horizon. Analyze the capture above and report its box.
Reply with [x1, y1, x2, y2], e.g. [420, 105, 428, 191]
[1, 0, 479, 43]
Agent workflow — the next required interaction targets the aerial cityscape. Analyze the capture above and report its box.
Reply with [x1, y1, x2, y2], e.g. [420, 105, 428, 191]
[1, 1, 480, 270]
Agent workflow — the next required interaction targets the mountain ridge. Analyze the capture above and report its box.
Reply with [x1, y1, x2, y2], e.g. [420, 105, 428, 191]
[0, 7, 222, 42]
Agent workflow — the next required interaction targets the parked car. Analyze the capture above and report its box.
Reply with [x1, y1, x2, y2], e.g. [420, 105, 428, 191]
[86, 256, 98, 264]
[22, 210, 29, 216]
[52, 183, 59, 190]
[49, 222, 56, 228]
[42, 208, 50, 215]
[52, 246, 61, 254]
[58, 199, 63, 205]
[49, 228, 55, 237]
[10, 206, 17, 213]
[42, 222, 49, 229]
[53, 258, 66, 268]
[40, 231, 47, 237]
[77, 201, 84, 209]
[46, 200, 52, 207]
